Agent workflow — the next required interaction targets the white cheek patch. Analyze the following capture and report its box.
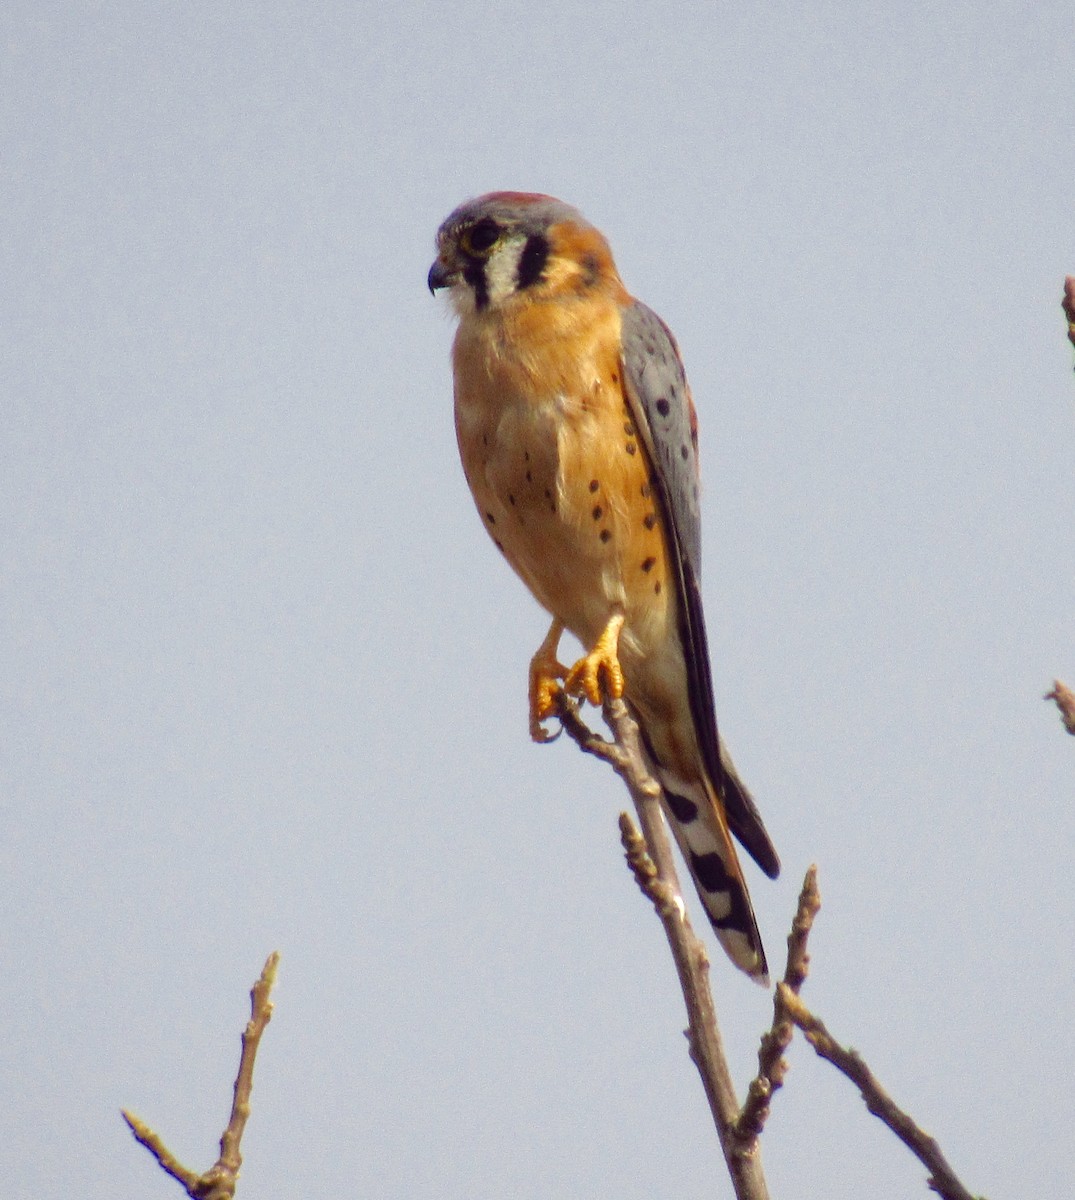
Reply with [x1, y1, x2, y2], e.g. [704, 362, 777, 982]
[483, 236, 526, 305]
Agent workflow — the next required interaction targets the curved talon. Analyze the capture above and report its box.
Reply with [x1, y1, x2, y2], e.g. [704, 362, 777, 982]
[529, 668, 566, 742]
[529, 620, 567, 743]
[534, 717, 563, 744]
[564, 613, 625, 708]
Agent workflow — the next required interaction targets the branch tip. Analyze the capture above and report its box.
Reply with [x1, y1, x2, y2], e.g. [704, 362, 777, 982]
[618, 811, 659, 892]
[124, 954, 281, 1199]
[1063, 277, 1075, 359]
[1045, 679, 1075, 735]
[737, 865, 823, 1144]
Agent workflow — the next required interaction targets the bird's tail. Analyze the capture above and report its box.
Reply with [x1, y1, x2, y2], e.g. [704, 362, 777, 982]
[649, 762, 769, 984]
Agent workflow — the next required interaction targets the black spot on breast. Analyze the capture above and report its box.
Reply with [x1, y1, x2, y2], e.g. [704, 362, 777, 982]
[623, 421, 636, 437]
[666, 791, 699, 823]
[525, 470, 532, 482]
[485, 512, 496, 525]
[641, 557, 656, 573]
[680, 444, 689, 460]
[641, 483, 651, 499]
[643, 513, 657, 530]
[592, 505, 603, 520]
[654, 581, 661, 595]
[508, 494, 516, 506]
[610, 371, 619, 383]
[625, 441, 637, 455]
[516, 233, 550, 290]
[494, 539, 505, 552]
[655, 397, 670, 417]
[589, 479, 600, 492]
[599, 529, 612, 543]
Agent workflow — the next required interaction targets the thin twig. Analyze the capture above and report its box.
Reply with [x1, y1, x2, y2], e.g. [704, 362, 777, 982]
[780, 988, 984, 1200]
[1045, 679, 1075, 735]
[124, 952, 280, 1200]
[556, 693, 770, 1200]
[737, 865, 821, 1140]
[1063, 277, 1075, 366]
[122, 1115, 202, 1195]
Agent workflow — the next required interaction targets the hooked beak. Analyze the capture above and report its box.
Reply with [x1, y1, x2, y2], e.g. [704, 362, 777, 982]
[427, 258, 454, 294]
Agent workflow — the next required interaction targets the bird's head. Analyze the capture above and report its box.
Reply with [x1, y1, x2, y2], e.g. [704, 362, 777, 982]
[428, 192, 624, 316]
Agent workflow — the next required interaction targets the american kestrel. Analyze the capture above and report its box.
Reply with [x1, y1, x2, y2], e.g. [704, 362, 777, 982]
[429, 192, 779, 982]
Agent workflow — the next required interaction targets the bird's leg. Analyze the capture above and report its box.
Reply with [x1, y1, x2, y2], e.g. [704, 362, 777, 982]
[529, 618, 567, 743]
[564, 612, 625, 709]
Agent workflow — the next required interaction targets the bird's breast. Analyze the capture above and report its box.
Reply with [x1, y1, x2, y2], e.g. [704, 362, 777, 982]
[452, 309, 677, 659]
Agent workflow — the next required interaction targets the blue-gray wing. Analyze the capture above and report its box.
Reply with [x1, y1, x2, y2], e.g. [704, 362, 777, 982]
[620, 301, 779, 879]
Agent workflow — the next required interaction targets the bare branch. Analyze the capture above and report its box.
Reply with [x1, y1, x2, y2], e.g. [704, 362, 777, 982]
[1063, 277, 1075, 366]
[780, 987, 984, 1200]
[554, 696, 988, 1197]
[1045, 679, 1075, 735]
[737, 865, 821, 1140]
[556, 693, 770, 1200]
[123, 952, 280, 1199]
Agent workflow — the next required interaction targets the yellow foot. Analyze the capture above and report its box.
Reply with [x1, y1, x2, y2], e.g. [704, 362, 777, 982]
[529, 620, 567, 743]
[564, 613, 625, 709]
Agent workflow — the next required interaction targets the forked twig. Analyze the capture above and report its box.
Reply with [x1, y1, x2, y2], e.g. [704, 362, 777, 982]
[554, 693, 984, 1200]
[557, 693, 770, 1200]
[123, 952, 280, 1199]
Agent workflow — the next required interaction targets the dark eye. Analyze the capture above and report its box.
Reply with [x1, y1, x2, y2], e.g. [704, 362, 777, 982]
[462, 217, 500, 256]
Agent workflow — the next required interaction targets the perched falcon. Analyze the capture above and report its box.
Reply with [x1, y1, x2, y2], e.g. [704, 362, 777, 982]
[428, 192, 779, 982]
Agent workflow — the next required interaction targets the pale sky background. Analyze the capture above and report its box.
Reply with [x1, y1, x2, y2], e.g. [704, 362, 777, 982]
[3, 4, 1073, 1198]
